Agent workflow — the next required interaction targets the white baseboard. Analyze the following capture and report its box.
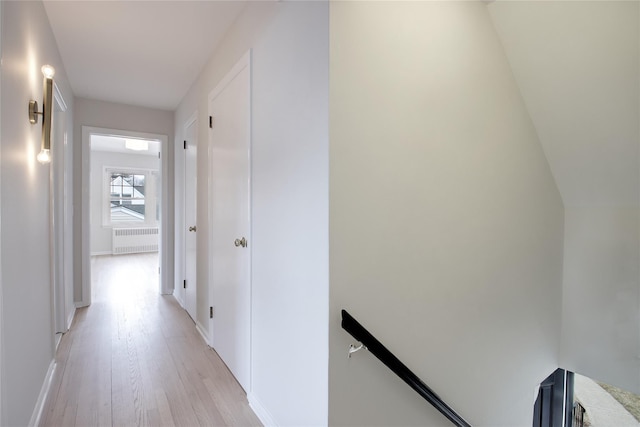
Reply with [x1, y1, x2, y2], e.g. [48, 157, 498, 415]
[28, 360, 56, 427]
[173, 292, 185, 309]
[66, 307, 76, 331]
[90, 251, 111, 257]
[195, 321, 210, 347]
[248, 393, 277, 427]
[54, 334, 62, 352]
[75, 300, 89, 308]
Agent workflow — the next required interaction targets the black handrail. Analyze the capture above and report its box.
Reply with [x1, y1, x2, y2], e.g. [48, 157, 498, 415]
[341, 309, 472, 427]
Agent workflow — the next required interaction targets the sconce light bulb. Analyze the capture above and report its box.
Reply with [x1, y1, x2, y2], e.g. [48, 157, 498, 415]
[37, 148, 51, 164]
[41, 65, 55, 79]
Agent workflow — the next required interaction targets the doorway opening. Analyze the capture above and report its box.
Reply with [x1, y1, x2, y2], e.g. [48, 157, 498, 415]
[82, 127, 169, 306]
[573, 373, 640, 426]
[534, 369, 640, 427]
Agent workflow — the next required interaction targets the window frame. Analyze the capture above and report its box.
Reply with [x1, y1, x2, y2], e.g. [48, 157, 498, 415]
[102, 166, 159, 227]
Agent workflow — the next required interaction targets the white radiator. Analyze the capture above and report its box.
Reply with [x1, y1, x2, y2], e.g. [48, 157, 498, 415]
[112, 227, 159, 255]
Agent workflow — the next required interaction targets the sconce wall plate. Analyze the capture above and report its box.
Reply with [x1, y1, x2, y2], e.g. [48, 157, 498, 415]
[28, 100, 39, 124]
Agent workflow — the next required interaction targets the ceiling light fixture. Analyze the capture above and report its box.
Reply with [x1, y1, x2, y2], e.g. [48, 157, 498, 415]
[125, 139, 149, 151]
[29, 65, 55, 164]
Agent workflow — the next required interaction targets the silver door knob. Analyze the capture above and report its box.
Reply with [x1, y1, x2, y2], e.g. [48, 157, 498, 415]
[189, 226, 197, 232]
[234, 237, 247, 248]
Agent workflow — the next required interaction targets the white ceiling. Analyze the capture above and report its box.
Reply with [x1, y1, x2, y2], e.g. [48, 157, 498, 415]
[42, 0, 247, 111]
[43, 1, 638, 208]
[488, 1, 639, 207]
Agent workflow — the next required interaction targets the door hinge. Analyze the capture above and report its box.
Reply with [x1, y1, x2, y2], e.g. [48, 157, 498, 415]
[183, 279, 186, 289]
[158, 267, 160, 275]
[158, 152, 161, 159]
[209, 116, 213, 128]
[210, 307, 214, 318]
[184, 140, 187, 149]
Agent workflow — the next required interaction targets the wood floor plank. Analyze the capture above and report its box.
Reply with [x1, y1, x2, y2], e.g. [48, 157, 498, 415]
[153, 389, 176, 427]
[166, 337, 228, 426]
[41, 253, 262, 427]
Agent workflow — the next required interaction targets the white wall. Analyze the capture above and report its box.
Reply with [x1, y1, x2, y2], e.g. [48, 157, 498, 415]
[0, 1, 75, 424]
[329, 2, 564, 426]
[90, 150, 159, 255]
[488, 1, 638, 208]
[561, 207, 639, 392]
[0, 4, 4, 421]
[488, 1, 640, 394]
[73, 98, 174, 301]
[174, 2, 328, 425]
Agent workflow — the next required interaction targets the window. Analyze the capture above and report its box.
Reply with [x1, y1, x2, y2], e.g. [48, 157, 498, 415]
[110, 172, 146, 222]
[104, 168, 158, 226]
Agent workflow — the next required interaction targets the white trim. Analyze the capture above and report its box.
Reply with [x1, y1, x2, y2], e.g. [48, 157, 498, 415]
[248, 393, 277, 427]
[90, 251, 112, 257]
[66, 307, 76, 331]
[53, 83, 67, 112]
[172, 291, 185, 309]
[102, 166, 159, 227]
[174, 114, 193, 318]
[195, 321, 210, 347]
[207, 51, 251, 104]
[181, 112, 198, 324]
[28, 360, 56, 427]
[75, 301, 89, 309]
[51, 85, 69, 340]
[0, 1, 3, 420]
[82, 126, 170, 307]
[247, 50, 254, 403]
[184, 111, 197, 131]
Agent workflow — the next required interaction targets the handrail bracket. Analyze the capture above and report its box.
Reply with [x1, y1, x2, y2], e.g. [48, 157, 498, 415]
[348, 342, 367, 358]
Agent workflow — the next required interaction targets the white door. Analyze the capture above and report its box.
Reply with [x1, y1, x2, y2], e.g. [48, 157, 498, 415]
[184, 118, 198, 321]
[209, 52, 251, 391]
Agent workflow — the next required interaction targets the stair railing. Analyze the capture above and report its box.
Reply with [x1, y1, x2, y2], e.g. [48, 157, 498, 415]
[341, 309, 472, 427]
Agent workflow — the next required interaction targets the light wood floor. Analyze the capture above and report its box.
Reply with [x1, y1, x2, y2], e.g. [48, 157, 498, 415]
[41, 253, 262, 427]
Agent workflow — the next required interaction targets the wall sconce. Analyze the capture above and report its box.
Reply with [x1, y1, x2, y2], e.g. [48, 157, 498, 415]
[29, 65, 55, 164]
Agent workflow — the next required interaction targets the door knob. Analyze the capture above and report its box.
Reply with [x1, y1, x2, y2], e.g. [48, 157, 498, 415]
[189, 226, 197, 232]
[234, 237, 247, 248]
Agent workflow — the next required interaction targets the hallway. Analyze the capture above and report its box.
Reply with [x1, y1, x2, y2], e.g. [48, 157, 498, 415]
[41, 254, 261, 426]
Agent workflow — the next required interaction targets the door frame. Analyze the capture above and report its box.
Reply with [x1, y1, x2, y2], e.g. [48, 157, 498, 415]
[173, 110, 198, 310]
[207, 50, 252, 389]
[51, 83, 70, 342]
[533, 368, 574, 427]
[179, 111, 197, 315]
[80, 126, 169, 306]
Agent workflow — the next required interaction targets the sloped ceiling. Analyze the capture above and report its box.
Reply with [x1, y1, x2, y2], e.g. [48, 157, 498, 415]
[43, 0, 247, 111]
[488, 1, 639, 207]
